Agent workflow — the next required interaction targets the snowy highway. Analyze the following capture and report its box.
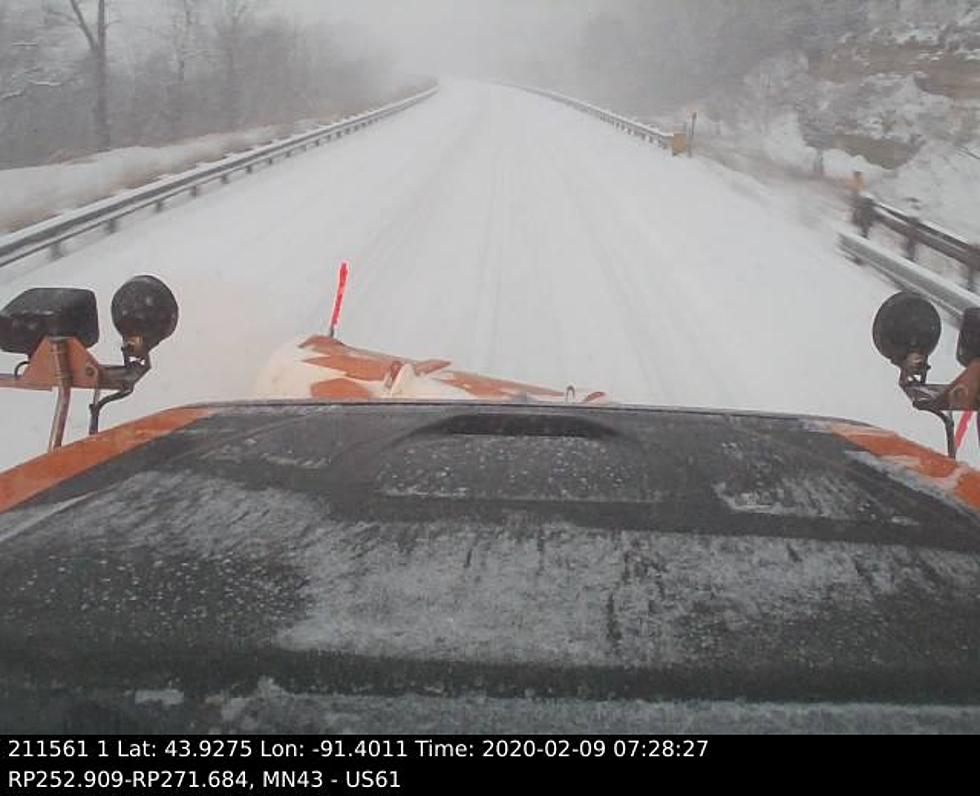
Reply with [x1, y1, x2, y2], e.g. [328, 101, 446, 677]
[0, 81, 971, 469]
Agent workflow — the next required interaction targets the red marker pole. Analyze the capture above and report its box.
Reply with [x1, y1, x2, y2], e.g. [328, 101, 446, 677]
[328, 261, 350, 339]
[955, 410, 974, 454]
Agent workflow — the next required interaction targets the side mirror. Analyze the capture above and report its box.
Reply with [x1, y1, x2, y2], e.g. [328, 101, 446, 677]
[111, 275, 178, 359]
[872, 291, 941, 367]
[1, 276, 178, 449]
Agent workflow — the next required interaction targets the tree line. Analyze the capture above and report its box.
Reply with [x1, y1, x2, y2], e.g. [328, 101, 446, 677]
[0, 0, 399, 167]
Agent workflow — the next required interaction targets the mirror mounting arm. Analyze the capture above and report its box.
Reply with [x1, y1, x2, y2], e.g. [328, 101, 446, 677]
[897, 360, 980, 460]
[0, 336, 153, 448]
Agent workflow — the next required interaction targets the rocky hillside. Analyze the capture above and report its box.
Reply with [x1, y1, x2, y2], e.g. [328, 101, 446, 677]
[686, 1, 980, 237]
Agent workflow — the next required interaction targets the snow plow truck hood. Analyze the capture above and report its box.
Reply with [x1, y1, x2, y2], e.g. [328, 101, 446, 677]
[1, 399, 979, 732]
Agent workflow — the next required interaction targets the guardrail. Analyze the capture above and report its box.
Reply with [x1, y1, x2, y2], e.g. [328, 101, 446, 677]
[850, 192, 980, 293]
[0, 86, 439, 269]
[519, 86, 689, 156]
[839, 231, 979, 318]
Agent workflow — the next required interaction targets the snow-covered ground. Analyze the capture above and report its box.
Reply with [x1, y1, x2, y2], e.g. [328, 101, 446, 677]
[0, 123, 323, 234]
[0, 81, 973, 471]
[698, 103, 980, 243]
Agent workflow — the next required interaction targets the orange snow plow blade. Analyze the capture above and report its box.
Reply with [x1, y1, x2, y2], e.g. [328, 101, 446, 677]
[256, 335, 608, 404]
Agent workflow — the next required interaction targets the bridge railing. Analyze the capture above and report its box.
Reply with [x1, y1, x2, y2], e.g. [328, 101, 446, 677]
[519, 86, 689, 156]
[848, 192, 980, 294]
[0, 86, 439, 270]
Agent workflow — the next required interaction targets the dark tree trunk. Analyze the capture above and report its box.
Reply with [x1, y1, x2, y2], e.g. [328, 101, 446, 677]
[69, 0, 111, 150]
[223, 46, 240, 129]
[93, 53, 110, 149]
[93, 0, 110, 150]
[168, 55, 187, 139]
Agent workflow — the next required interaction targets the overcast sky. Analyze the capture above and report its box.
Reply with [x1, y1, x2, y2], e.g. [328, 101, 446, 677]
[264, 0, 599, 79]
[24, 0, 603, 83]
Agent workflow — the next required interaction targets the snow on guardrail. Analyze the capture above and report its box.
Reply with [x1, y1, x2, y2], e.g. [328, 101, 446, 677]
[516, 85, 689, 156]
[849, 191, 980, 293]
[840, 230, 979, 319]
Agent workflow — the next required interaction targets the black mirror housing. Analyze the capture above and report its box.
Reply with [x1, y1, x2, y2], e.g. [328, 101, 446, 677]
[0, 288, 99, 355]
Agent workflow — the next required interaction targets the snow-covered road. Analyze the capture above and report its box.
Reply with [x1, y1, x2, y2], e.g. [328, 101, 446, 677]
[0, 81, 972, 469]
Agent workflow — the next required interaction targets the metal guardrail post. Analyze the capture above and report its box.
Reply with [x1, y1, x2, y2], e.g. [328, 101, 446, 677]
[852, 194, 875, 238]
[905, 216, 920, 262]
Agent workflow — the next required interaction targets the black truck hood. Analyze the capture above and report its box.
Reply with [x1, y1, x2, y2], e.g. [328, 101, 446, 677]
[1, 402, 978, 732]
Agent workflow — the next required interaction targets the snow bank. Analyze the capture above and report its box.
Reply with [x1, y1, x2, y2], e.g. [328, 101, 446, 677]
[691, 33, 980, 241]
[0, 123, 322, 234]
[875, 141, 980, 241]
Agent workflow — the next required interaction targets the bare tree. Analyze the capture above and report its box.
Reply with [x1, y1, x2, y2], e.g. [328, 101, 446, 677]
[210, 0, 255, 129]
[4, 0, 398, 166]
[1, 1, 60, 104]
[165, 0, 203, 137]
[0, 1, 71, 164]
[1, 1, 34, 103]
[49, 0, 111, 149]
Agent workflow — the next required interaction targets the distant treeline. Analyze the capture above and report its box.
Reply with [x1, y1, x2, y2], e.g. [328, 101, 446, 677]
[0, 0, 403, 168]
[565, 0, 975, 112]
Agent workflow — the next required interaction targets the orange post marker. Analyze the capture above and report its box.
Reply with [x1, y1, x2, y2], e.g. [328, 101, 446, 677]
[955, 411, 975, 453]
[328, 261, 350, 338]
